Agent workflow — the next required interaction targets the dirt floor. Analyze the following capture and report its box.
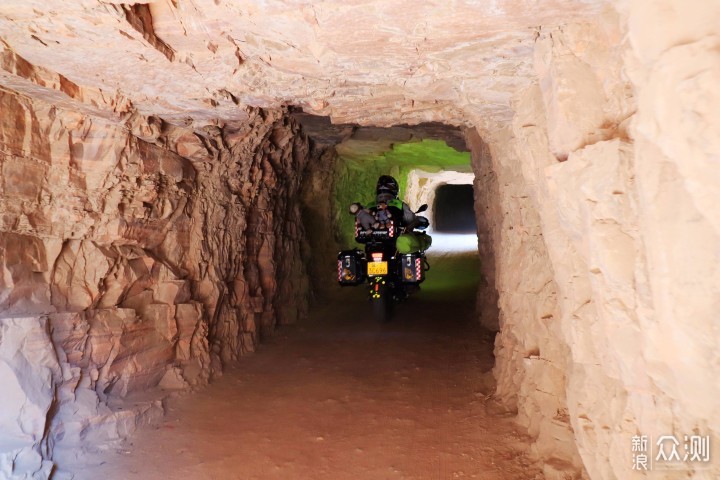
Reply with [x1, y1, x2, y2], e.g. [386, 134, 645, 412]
[75, 254, 543, 480]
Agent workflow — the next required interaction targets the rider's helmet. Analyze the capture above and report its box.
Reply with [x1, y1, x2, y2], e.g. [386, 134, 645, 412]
[376, 175, 399, 198]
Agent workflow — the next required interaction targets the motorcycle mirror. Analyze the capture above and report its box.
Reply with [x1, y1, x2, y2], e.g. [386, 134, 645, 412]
[416, 204, 428, 213]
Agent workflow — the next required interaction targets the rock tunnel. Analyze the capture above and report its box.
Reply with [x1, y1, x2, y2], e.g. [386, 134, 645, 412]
[432, 185, 476, 233]
[0, 1, 718, 479]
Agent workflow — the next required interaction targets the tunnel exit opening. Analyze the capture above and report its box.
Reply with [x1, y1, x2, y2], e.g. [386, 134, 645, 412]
[433, 184, 477, 233]
[292, 113, 486, 298]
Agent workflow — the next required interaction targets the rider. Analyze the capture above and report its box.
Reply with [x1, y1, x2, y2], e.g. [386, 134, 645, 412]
[349, 175, 430, 253]
[374, 175, 418, 229]
[375, 175, 431, 253]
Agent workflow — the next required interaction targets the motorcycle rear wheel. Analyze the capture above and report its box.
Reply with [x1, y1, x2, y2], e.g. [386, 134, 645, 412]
[371, 282, 393, 323]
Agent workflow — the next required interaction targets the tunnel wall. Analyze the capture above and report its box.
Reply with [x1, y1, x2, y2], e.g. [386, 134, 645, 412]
[472, 7, 720, 479]
[0, 88, 312, 476]
[299, 145, 342, 300]
[468, 126, 580, 476]
[0, 1, 717, 478]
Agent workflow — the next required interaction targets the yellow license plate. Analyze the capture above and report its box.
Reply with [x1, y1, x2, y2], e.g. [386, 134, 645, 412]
[367, 261, 388, 276]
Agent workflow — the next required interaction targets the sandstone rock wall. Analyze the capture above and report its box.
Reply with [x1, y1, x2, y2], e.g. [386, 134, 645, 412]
[471, 6, 719, 478]
[0, 87, 312, 476]
[469, 123, 582, 478]
[1, 1, 718, 478]
[0, 316, 59, 479]
[299, 146, 343, 301]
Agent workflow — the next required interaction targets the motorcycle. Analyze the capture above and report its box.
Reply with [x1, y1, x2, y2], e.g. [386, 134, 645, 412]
[337, 204, 431, 322]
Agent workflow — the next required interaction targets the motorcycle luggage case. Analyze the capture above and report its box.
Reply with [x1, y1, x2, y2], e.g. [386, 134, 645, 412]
[337, 249, 366, 286]
[399, 253, 426, 284]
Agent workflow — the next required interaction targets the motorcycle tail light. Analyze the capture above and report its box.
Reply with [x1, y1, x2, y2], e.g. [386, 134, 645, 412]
[371, 253, 383, 262]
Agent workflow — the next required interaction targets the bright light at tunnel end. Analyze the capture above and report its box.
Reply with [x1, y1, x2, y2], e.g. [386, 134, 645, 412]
[405, 169, 478, 254]
[425, 228, 478, 253]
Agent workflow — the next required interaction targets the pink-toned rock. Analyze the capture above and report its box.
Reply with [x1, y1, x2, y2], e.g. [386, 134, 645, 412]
[0, 233, 53, 314]
[119, 290, 155, 314]
[0, 0, 604, 127]
[158, 367, 190, 391]
[152, 280, 190, 305]
[50, 312, 90, 365]
[82, 309, 174, 397]
[0, 316, 60, 479]
[175, 302, 203, 362]
[51, 241, 113, 312]
[0, 17, 313, 473]
[0, 1, 717, 478]
[142, 303, 177, 343]
[2, 159, 46, 200]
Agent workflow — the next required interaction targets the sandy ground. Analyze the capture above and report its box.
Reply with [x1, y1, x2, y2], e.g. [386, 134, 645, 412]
[74, 254, 542, 480]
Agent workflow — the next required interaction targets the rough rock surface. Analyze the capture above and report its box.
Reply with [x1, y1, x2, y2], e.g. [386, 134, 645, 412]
[0, 87, 313, 475]
[470, 9, 719, 480]
[0, 0, 602, 129]
[0, 316, 59, 479]
[0, 0, 718, 479]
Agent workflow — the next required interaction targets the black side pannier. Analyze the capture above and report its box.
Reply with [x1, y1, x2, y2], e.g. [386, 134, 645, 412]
[337, 249, 366, 286]
[399, 253, 426, 284]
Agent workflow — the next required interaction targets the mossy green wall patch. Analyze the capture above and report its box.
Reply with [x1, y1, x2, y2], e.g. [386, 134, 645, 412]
[383, 140, 471, 170]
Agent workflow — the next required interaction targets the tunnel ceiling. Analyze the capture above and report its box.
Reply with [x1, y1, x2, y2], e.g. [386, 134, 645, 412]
[0, 0, 605, 131]
[292, 112, 470, 152]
